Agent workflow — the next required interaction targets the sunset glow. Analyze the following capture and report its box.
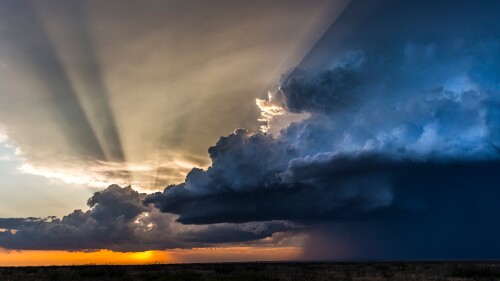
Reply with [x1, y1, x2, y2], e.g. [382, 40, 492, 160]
[0, 247, 301, 266]
[0, 250, 172, 267]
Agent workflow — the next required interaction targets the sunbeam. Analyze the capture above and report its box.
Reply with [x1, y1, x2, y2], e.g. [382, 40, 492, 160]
[0, 0, 346, 190]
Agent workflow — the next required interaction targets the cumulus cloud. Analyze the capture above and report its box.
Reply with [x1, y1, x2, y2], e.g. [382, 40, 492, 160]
[146, 36, 500, 225]
[0, 217, 48, 230]
[0, 185, 295, 251]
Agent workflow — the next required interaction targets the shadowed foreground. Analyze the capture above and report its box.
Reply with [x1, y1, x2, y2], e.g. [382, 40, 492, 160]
[1, 262, 500, 280]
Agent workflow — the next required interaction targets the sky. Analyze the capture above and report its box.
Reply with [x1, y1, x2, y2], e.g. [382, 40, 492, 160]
[0, 0, 499, 265]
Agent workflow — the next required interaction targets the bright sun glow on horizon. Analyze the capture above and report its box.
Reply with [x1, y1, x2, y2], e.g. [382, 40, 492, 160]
[131, 251, 154, 261]
[0, 247, 302, 266]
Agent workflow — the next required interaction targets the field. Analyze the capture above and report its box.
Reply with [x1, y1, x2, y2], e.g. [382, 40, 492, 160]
[1, 261, 500, 280]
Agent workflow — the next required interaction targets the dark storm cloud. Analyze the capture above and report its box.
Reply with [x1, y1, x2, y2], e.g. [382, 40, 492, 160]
[0, 218, 46, 230]
[0, 185, 294, 251]
[142, 2, 500, 261]
[301, 161, 500, 260]
[278, 50, 368, 114]
[145, 147, 400, 224]
[146, 34, 500, 224]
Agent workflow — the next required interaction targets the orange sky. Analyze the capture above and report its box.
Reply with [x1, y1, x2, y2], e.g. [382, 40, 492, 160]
[0, 247, 302, 266]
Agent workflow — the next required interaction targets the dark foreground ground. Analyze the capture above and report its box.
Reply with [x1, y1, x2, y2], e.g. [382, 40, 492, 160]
[1, 261, 500, 281]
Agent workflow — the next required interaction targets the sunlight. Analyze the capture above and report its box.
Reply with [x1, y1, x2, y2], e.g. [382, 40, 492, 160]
[0, 249, 172, 266]
[132, 251, 154, 261]
[0, 247, 301, 266]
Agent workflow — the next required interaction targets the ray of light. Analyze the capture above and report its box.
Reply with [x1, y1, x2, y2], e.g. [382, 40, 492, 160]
[0, 0, 354, 191]
[34, 1, 128, 167]
[0, 1, 107, 162]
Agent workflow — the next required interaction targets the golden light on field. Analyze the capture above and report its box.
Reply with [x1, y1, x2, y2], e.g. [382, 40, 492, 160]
[0, 247, 301, 266]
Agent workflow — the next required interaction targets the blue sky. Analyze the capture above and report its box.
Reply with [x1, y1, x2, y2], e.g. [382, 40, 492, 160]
[0, 137, 92, 217]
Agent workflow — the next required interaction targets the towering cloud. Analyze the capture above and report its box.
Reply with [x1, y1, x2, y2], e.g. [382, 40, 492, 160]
[146, 39, 500, 224]
[144, 0, 500, 258]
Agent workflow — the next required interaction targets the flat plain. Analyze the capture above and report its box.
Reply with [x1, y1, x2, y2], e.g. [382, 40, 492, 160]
[1, 261, 500, 280]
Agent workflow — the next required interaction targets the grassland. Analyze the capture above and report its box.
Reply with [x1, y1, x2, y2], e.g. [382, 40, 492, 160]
[1, 261, 500, 280]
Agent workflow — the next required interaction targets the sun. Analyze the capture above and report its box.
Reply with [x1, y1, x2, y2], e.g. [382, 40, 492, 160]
[132, 251, 154, 261]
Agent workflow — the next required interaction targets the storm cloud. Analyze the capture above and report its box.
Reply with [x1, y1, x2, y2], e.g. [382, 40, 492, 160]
[0, 185, 295, 251]
[146, 40, 500, 225]
[143, 0, 500, 258]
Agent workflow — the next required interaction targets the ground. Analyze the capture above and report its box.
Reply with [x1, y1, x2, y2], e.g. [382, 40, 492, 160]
[1, 262, 500, 280]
